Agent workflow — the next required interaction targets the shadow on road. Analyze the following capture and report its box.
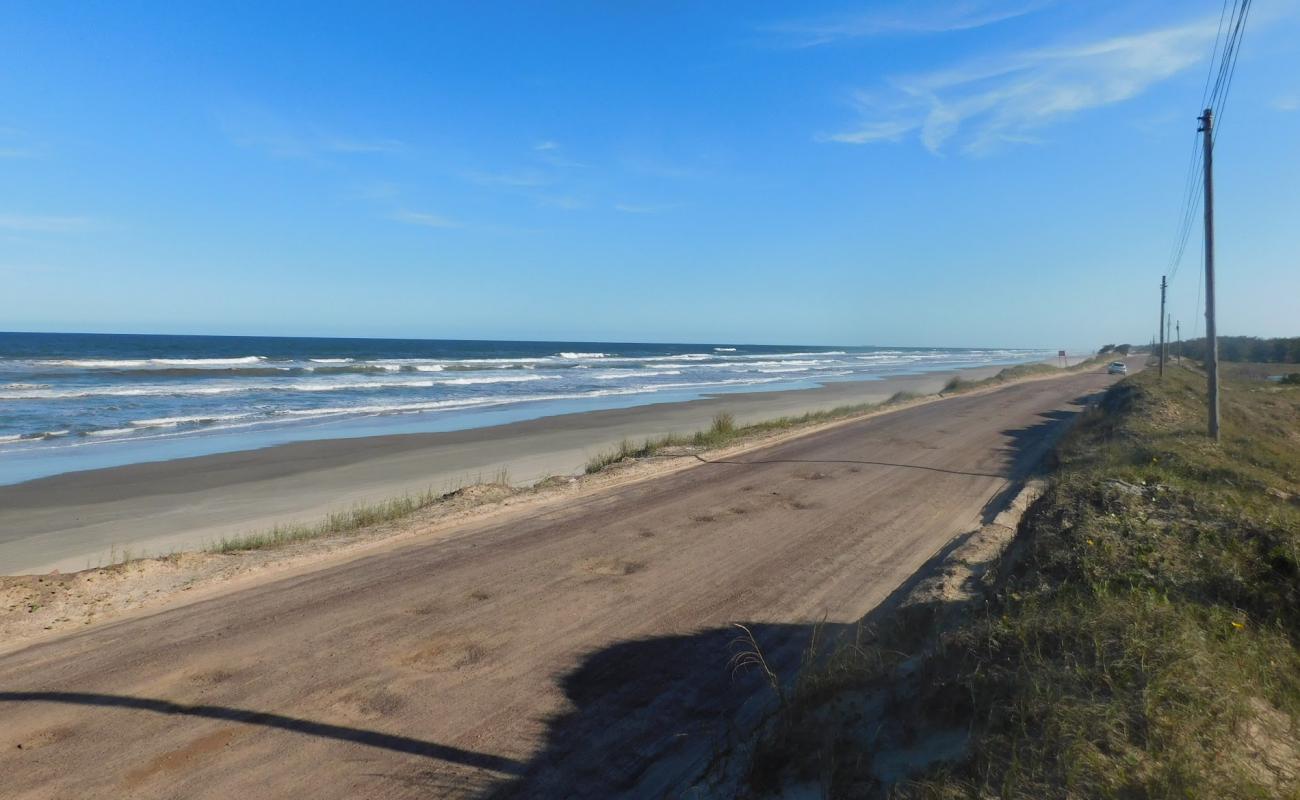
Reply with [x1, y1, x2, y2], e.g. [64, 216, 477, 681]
[481, 389, 1108, 797]
[0, 691, 524, 776]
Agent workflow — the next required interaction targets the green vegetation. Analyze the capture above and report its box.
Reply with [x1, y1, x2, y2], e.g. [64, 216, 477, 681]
[746, 365, 1300, 798]
[941, 357, 1105, 395]
[208, 488, 448, 553]
[1097, 343, 1133, 356]
[584, 405, 884, 474]
[208, 468, 513, 553]
[1180, 335, 1300, 364]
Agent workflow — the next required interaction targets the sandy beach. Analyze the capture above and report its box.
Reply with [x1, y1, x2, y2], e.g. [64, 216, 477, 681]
[0, 360, 1079, 574]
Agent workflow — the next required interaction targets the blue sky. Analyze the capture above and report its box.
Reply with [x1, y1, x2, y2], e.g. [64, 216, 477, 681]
[1, 1, 1297, 349]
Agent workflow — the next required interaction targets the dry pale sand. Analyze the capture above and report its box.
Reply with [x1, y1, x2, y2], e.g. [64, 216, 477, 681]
[0, 361, 1047, 574]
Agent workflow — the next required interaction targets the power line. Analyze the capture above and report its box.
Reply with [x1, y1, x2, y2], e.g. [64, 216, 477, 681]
[1194, 237, 1204, 340]
[1208, 0, 1253, 141]
[1163, 0, 1252, 287]
[1199, 0, 1234, 108]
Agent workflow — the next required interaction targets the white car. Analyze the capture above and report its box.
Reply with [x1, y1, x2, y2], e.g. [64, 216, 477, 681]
[1107, 361, 1128, 375]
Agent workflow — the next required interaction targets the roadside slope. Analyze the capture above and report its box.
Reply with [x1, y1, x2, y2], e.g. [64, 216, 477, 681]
[742, 364, 1300, 798]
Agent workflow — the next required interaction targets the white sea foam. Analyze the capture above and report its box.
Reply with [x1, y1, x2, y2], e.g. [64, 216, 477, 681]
[84, 427, 139, 437]
[0, 377, 447, 400]
[738, 360, 822, 368]
[152, 356, 266, 366]
[714, 347, 737, 352]
[38, 359, 152, 368]
[437, 375, 552, 385]
[308, 358, 354, 364]
[0, 430, 72, 441]
[594, 369, 683, 380]
[556, 352, 607, 359]
[38, 356, 268, 368]
[130, 413, 256, 428]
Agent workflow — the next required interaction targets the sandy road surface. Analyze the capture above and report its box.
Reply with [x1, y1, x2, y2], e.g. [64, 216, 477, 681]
[0, 365, 1128, 799]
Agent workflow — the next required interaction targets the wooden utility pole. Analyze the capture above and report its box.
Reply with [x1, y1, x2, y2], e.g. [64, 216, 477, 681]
[1176, 320, 1182, 363]
[1200, 108, 1221, 441]
[1159, 275, 1167, 377]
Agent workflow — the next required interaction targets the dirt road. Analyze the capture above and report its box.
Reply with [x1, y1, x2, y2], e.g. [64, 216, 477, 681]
[0, 366, 1126, 799]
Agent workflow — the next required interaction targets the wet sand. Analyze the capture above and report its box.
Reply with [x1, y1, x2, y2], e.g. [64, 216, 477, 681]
[0, 362, 1039, 574]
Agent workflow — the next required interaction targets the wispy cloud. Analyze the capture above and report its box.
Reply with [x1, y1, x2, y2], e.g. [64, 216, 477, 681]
[1272, 93, 1300, 111]
[391, 210, 463, 229]
[0, 214, 96, 233]
[826, 17, 1221, 155]
[463, 168, 549, 188]
[537, 194, 585, 210]
[0, 127, 43, 159]
[319, 137, 404, 154]
[534, 140, 560, 151]
[613, 202, 676, 214]
[219, 106, 403, 159]
[766, 0, 1050, 47]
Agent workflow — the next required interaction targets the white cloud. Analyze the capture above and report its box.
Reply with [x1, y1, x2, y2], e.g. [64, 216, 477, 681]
[463, 168, 549, 188]
[613, 202, 676, 214]
[826, 17, 1221, 155]
[767, 0, 1050, 47]
[0, 127, 42, 158]
[818, 118, 916, 145]
[391, 210, 463, 229]
[1272, 94, 1300, 111]
[319, 137, 404, 154]
[534, 140, 560, 151]
[537, 195, 585, 210]
[0, 214, 95, 233]
[218, 106, 403, 159]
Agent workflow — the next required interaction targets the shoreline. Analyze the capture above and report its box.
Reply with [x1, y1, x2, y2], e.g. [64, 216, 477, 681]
[0, 358, 1083, 574]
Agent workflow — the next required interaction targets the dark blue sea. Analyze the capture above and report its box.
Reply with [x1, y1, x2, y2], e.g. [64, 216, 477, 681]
[0, 332, 1048, 484]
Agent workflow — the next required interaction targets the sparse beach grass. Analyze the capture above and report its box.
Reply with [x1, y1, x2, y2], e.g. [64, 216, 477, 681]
[208, 490, 443, 553]
[583, 405, 880, 474]
[942, 357, 1105, 395]
[208, 467, 513, 554]
[744, 364, 1300, 798]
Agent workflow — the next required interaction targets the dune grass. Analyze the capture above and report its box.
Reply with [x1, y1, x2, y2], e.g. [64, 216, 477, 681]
[207, 467, 513, 554]
[746, 364, 1300, 798]
[583, 404, 883, 474]
[941, 357, 1105, 395]
[207, 489, 448, 553]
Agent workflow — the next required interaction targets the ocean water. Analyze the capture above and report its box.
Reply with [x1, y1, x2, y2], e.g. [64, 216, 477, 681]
[0, 332, 1049, 484]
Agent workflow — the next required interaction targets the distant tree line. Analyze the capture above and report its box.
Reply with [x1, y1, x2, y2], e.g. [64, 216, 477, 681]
[1177, 336, 1300, 364]
[1097, 344, 1132, 356]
